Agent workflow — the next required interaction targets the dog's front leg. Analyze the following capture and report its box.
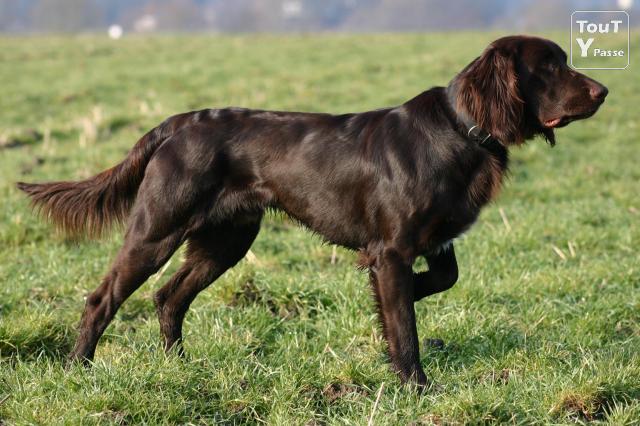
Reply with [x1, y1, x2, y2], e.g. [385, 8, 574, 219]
[413, 244, 458, 302]
[369, 247, 428, 388]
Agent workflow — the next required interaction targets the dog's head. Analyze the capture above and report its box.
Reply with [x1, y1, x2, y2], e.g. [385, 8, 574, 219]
[454, 35, 608, 146]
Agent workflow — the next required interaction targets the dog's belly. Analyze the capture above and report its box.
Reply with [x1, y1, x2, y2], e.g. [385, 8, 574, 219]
[205, 153, 373, 249]
[267, 178, 376, 250]
[264, 174, 481, 253]
[245, 142, 379, 249]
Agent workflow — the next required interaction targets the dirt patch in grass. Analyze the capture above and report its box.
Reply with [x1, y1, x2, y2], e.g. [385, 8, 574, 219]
[478, 368, 513, 385]
[408, 414, 451, 426]
[229, 280, 334, 319]
[94, 409, 130, 425]
[218, 399, 269, 424]
[554, 392, 608, 422]
[551, 383, 640, 423]
[321, 382, 368, 404]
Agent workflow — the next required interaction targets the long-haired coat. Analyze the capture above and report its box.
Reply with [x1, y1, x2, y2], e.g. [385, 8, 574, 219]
[18, 35, 607, 387]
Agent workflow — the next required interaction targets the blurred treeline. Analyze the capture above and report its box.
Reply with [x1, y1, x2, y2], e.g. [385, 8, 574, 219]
[0, 0, 634, 33]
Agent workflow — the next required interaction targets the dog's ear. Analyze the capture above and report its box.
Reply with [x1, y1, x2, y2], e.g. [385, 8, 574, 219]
[457, 45, 525, 144]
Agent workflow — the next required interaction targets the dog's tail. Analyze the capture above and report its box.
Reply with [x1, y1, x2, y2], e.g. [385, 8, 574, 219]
[17, 114, 189, 238]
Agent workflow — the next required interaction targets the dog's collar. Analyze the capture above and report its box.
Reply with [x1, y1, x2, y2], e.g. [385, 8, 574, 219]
[445, 85, 504, 149]
[465, 124, 494, 146]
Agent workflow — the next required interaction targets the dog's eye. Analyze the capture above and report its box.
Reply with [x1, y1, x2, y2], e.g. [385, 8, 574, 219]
[544, 62, 558, 73]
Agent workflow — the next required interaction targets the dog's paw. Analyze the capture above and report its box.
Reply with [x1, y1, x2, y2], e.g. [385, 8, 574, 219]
[65, 353, 93, 370]
[423, 338, 445, 350]
[411, 377, 444, 395]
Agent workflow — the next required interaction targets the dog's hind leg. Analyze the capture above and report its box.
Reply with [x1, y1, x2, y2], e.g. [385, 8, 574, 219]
[154, 216, 262, 354]
[68, 222, 185, 364]
[67, 146, 204, 364]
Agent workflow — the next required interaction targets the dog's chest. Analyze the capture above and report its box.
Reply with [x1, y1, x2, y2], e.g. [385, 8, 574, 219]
[466, 152, 506, 207]
[416, 153, 506, 252]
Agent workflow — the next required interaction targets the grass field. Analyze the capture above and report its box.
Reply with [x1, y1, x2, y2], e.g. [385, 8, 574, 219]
[0, 32, 638, 424]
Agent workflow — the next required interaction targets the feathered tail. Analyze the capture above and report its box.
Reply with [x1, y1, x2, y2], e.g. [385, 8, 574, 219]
[17, 113, 189, 238]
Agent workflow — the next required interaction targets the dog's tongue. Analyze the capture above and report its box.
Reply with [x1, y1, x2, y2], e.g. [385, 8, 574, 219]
[544, 118, 562, 128]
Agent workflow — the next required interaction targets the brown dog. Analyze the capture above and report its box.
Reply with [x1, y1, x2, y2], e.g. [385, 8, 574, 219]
[18, 35, 607, 387]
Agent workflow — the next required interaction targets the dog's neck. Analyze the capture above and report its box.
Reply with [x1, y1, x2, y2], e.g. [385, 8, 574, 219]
[445, 83, 505, 153]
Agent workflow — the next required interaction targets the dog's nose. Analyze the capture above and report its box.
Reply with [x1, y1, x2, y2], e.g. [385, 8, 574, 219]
[590, 84, 608, 101]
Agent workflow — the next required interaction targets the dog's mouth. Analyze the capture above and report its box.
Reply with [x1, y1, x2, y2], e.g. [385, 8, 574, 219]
[543, 117, 563, 128]
[543, 98, 605, 129]
[542, 107, 602, 129]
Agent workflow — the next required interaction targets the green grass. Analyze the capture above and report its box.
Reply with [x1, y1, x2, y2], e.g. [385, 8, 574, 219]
[1, 32, 638, 424]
